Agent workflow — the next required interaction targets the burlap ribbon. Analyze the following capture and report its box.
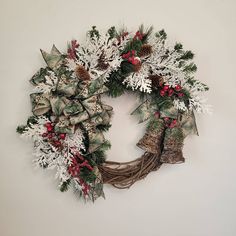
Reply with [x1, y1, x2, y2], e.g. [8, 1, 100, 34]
[132, 99, 198, 164]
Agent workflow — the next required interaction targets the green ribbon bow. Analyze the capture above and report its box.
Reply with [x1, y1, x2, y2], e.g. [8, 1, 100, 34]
[131, 99, 198, 138]
[30, 46, 113, 153]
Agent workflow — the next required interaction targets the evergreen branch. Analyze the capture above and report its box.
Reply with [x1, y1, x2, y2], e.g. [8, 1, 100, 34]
[107, 26, 118, 39]
[16, 125, 28, 134]
[96, 124, 112, 132]
[183, 63, 197, 73]
[88, 26, 100, 39]
[179, 50, 194, 60]
[174, 43, 183, 52]
[60, 179, 71, 192]
[155, 29, 167, 40]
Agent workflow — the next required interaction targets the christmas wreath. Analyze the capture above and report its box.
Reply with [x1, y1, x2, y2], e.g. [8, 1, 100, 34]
[17, 26, 210, 201]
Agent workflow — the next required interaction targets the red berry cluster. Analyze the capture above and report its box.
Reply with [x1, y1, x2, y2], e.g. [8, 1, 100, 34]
[134, 31, 144, 40]
[154, 111, 177, 129]
[67, 40, 79, 60]
[122, 50, 140, 65]
[68, 154, 93, 196]
[121, 31, 144, 66]
[42, 122, 66, 148]
[154, 111, 160, 118]
[159, 84, 184, 98]
[164, 117, 178, 128]
[68, 155, 93, 178]
[79, 179, 90, 196]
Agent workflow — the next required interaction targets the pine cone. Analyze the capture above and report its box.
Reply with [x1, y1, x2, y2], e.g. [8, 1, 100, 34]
[96, 52, 109, 71]
[148, 75, 163, 89]
[96, 60, 109, 71]
[133, 61, 142, 72]
[138, 44, 152, 57]
[75, 65, 90, 81]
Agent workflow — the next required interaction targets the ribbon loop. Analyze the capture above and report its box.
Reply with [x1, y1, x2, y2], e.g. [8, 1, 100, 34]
[50, 96, 70, 116]
[54, 116, 75, 134]
[63, 100, 84, 117]
[180, 112, 198, 137]
[30, 93, 51, 116]
[87, 130, 105, 153]
[40, 45, 63, 70]
[131, 99, 157, 123]
[56, 75, 79, 97]
[81, 95, 103, 117]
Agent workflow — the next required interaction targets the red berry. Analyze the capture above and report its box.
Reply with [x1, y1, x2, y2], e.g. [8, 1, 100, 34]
[169, 119, 177, 128]
[168, 89, 174, 96]
[59, 133, 66, 140]
[164, 117, 170, 122]
[47, 126, 53, 132]
[160, 90, 166, 97]
[178, 92, 184, 97]
[71, 40, 79, 49]
[175, 84, 182, 91]
[154, 111, 160, 118]
[47, 133, 53, 139]
[122, 51, 131, 59]
[163, 85, 169, 91]
[132, 57, 140, 65]
[44, 122, 51, 127]
[134, 31, 143, 40]
[42, 133, 48, 138]
[86, 164, 93, 171]
[172, 119, 177, 124]
[54, 140, 61, 147]
[128, 56, 134, 63]
[45, 122, 53, 131]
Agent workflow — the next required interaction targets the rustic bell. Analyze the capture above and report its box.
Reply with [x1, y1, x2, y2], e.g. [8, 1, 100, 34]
[137, 119, 165, 154]
[160, 127, 185, 164]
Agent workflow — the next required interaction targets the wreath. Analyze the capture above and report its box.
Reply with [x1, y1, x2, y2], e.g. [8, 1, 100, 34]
[17, 26, 210, 201]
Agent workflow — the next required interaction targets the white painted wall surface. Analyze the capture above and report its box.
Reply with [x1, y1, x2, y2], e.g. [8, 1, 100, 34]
[0, 0, 236, 235]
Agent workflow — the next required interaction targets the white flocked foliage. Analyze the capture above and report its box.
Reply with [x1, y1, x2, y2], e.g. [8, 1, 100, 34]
[66, 32, 130, 82]
[123, 63, 152, 93]
[123, 32, 210, 113]
[32, 71, 58, 94]
[21, 116, 85, 187]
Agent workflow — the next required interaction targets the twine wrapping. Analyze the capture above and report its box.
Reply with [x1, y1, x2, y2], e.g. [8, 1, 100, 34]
[99, 152, 162, 189]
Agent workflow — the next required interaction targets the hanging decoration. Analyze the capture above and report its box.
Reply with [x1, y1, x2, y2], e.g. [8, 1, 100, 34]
[17, 26, 210, 201]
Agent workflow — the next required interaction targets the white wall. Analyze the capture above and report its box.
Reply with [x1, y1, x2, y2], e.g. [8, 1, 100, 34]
[1, 0, 236, 235]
